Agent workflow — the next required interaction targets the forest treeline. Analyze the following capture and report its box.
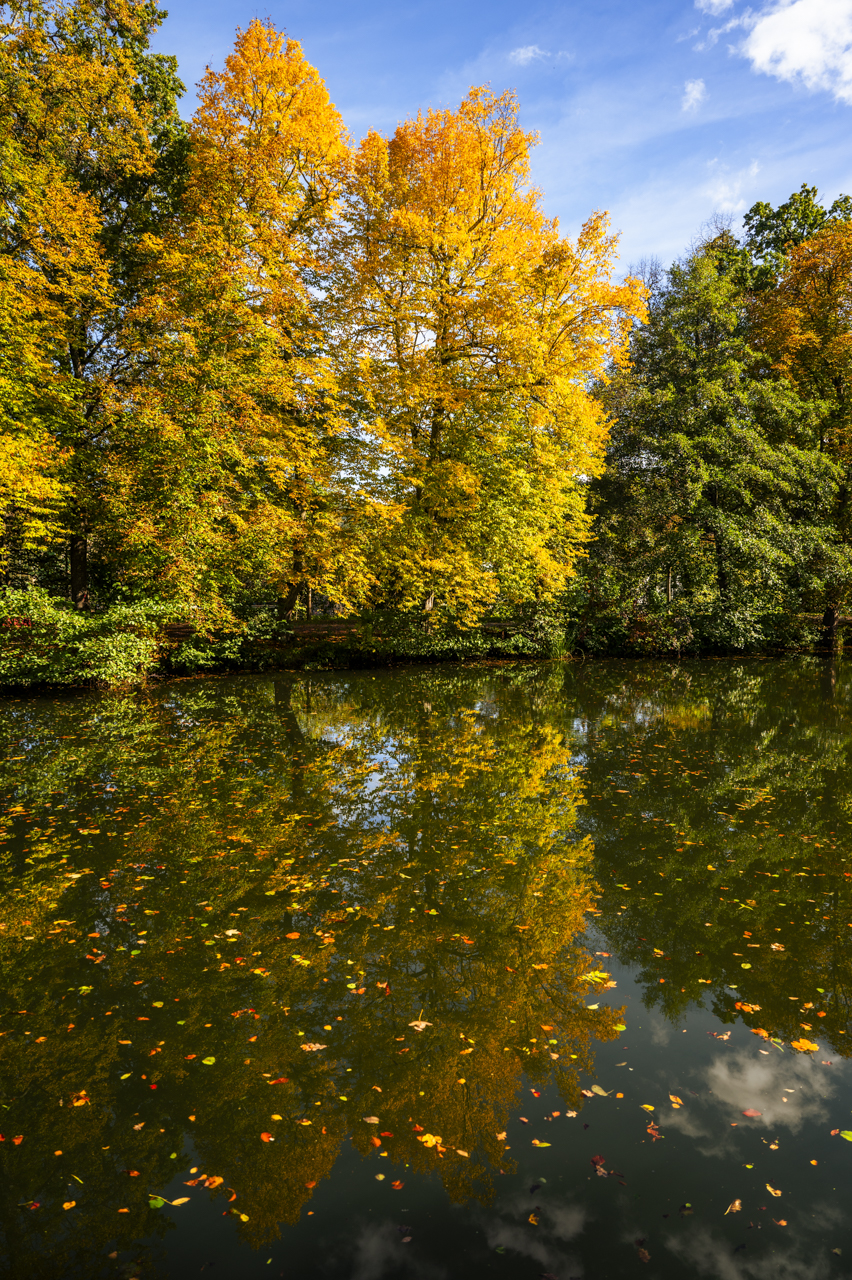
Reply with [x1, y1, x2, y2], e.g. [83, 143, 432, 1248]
[1, 0, 851, 685]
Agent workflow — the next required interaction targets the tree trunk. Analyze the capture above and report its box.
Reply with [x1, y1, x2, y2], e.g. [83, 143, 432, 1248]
[69, 533, 88, 609]
[666, 566, 672, 604]
[821, 603, 841, 651]
[276, 554, 304, 620]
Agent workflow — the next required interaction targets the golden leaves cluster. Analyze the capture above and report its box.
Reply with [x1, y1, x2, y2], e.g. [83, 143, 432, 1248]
[1, 6, 646, 615]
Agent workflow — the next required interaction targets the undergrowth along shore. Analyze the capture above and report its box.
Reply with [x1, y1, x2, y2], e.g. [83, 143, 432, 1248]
[0, 587, 841, 691]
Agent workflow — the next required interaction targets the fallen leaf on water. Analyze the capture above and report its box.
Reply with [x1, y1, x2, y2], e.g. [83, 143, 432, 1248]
[133, 1122, 145, 1131]
[791, 1039, 818, 1053]
[591, 1085, 611, 1096]
[63, 1201, 75, 1210]
[408, 1020, 432, 1032]
[418, 1134, 440, 1147]
[12, 1136, 22, 1145]
[496, 1131, 507, 1140]
[300, 1043, 326, 1052]
[839, 1131, 852, 1141]
[725, 1200, 742, 1215]
[456, 1149, 469, 1157]
[375, 1174, 385, 1181]
[201, 1057, 215, 1065]
[528, 1213, 539, 1225]
[286, 933, 300, 939]
[670, 1095, 683, 1107]
[171, 1197, 190, 1206]
[363, 1116, 379, 1124]
[531, 1139, 551, 1147]
[638, 1248, 650, 1263]
[766, 1184, 782, 1197]
[260, 1133, 273, 1142]
[640, 1105, 655, 1112]
[392, 1180, 404, 1189]
[742, 1109, 762, 1118]
[773, 1219, 788, 1226]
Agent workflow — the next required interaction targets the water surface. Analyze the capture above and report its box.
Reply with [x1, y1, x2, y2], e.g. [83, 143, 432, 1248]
[1, 659, 850, 1279]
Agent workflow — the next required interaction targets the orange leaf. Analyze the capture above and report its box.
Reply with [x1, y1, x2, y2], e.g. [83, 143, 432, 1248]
[260, 1132, 273, 1142]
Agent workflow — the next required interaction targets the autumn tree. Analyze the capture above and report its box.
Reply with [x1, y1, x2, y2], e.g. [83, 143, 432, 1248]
[114, 20, 390, 618]
[0, 0, 187, 603]
[750, 222, 852, 644]
[326, 88, 645, 623]
[742, 182, 852, 289]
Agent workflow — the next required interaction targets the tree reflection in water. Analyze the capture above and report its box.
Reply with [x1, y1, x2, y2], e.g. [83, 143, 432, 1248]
[0, 666, 621, 1270]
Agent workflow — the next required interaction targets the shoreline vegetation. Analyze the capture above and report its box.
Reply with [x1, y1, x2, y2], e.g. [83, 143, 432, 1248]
[3, 2, 852, 687]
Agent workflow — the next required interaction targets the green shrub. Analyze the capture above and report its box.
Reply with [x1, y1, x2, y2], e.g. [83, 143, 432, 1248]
[0, 589, 181, 689]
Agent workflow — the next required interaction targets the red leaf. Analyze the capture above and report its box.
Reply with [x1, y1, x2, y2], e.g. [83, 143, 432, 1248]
[741, 1109, 762, 1118]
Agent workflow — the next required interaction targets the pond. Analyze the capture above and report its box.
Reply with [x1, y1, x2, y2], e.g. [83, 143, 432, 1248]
[0, 658, 850, 1279]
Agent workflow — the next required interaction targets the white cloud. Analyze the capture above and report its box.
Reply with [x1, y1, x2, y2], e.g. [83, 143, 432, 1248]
[349, 1222, 447, 1280]
[668, 1223, 837, 1279]
[696, 0, 735, 12]
[742, 0, 852, 104]
[703, 157, 761, 210]
[682, 77, 708, 109]
[509, 44, 549, 65]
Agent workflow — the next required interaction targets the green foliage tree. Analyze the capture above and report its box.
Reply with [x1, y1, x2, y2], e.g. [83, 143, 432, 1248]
[583, 235, 841, 653]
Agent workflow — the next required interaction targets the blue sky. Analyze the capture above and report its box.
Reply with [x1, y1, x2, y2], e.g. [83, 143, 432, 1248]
[153, 0, 852, 270]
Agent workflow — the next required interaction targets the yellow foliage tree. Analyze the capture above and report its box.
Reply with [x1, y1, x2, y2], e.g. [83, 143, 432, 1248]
[0, 0, 186, 599]
[752, 223, 852, 456]
[126, 20, 387, 616]
[327, 87, 646, 620]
